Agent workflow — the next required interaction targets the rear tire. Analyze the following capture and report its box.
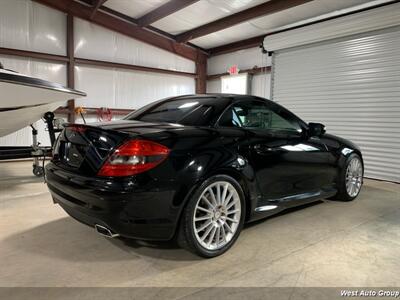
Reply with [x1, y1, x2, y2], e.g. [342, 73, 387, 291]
[178, 175, 245, 258]
[331, 153, 363, 201]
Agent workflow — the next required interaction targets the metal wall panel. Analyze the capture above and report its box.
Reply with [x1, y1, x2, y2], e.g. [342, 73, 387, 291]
[206, 79, 221, 93]
[75, 65, 195, 110]
[208, 47, 269, 75]
[0, 0, 66, 55]
[0, 2, 196, 147]
[74, 18, 195, 73]
[252, 73, 271, 99]
[272, 27, 400, 182]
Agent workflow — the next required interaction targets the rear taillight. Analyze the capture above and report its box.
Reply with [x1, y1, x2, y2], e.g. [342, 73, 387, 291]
[97, 139, 170, 177]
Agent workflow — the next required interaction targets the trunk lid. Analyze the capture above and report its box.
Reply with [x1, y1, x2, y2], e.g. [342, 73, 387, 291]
[88, 119, 184, 134]
[53, 120, 173, 176]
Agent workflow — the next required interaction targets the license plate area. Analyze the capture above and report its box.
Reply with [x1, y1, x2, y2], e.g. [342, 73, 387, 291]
[60, 141, 87, 168]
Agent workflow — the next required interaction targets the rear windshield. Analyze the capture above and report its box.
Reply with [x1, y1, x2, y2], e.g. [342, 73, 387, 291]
[125, 99, 215, 126]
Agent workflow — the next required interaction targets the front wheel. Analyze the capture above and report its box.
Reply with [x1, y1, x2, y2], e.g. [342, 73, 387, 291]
[331, 153, 363, 201]
[178, 175, 245, 258]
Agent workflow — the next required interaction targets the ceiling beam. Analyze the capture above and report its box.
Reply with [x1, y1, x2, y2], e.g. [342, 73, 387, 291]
[0, 46, 198, 78]
[137, 0, 200, 27]
[33, 0, 201, 61]
[93, 3, 209, 54]
[75, 57, 197, 77]
[176, 0, 314, 43]
[207, 0, 398, 57]
[0, 47, 69, 63]
[90, 0, 108, 20]
[208, 35, 265, 56]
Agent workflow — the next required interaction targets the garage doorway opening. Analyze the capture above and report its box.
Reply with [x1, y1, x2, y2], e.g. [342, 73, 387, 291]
[221, 73, 251, 95]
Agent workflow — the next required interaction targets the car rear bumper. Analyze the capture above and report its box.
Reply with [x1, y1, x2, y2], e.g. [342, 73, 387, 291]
[45, 162, 179, 241]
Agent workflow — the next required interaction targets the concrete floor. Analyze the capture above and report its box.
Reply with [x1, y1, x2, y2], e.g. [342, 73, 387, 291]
[1, 161, 400, 297]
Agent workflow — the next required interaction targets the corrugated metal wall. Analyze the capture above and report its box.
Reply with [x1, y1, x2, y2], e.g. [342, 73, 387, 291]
[272, 27, 400, 182]
[0, 0, 195, 147]
[75, 65, 195, 110]
[74, 18, 195, 73]
[73, 19, 195, 121]
[0, 0, 67, 55]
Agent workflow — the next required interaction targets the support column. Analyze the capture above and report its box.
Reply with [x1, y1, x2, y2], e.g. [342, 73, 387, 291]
[195, 53, 207, 94]
[66, 14, 75, 123]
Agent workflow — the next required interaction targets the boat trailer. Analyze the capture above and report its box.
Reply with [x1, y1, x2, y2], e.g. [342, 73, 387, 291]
[0, 111, 63, 176]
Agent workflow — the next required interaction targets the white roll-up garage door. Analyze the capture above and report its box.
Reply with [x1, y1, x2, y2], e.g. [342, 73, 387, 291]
[271, 26, 400, 182]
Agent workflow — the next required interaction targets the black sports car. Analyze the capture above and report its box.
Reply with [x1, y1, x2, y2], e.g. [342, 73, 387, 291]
[46, 94, 363, 257]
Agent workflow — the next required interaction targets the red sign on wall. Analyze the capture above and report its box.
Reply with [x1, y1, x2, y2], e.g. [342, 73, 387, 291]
[227, 65, 240, 75]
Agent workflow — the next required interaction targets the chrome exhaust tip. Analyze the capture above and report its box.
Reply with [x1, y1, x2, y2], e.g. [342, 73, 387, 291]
[94, 224, 120, 238]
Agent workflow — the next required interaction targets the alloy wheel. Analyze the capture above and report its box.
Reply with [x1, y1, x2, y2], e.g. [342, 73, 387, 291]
[345, 157, 363, 197]
[193, 181, 241, 251]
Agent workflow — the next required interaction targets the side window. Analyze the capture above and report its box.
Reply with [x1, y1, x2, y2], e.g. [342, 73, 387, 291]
[219, 101, 301, 132]
[270, 111, 299, 131]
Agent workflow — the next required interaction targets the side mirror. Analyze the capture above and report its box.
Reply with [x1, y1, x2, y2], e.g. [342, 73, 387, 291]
[308, 122, 326, 137]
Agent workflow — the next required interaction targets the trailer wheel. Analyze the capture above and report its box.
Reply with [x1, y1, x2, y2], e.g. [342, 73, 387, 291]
[33, 166, 44, 177]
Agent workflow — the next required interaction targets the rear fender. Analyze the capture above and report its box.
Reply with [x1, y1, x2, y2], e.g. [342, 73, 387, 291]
[171, 154, 259, 236]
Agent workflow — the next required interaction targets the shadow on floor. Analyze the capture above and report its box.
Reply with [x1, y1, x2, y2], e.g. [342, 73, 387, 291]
[2, 200, 329, 263]
[2, 217, 200, 262]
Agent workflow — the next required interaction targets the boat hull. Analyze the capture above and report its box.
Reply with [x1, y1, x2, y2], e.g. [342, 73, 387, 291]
[0, 102, 61, 137]
[0, 68, 86, 137]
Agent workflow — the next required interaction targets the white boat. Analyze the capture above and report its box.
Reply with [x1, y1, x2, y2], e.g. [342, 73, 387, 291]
[0, 66, 86, 137]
